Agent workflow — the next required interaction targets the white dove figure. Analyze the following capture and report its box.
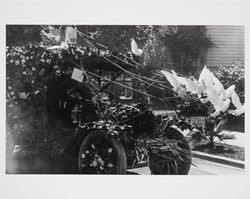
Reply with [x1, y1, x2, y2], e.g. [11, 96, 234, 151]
[202, 88, 230, 117]
[211, 73, 235, 100]
[203, 67, 214, 89]
[160, 70, 186, 97]
[197, 66, 215, 92]
[228, 91, 244, 116]
[190, 76, 207, 94]
[131, 38, 143, 56]
[171, 70, 205, 96]
[198, 66, 208, 83]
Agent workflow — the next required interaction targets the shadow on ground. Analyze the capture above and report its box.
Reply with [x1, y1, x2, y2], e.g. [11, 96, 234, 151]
[6, 151, 140, 175]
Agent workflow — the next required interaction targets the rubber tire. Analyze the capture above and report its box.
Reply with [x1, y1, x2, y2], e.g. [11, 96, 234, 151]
[78, 131, 127, 174]
[149, 127, 191, 175]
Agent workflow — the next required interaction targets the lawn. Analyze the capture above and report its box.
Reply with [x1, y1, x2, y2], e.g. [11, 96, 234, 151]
[190, 142, 244, 161]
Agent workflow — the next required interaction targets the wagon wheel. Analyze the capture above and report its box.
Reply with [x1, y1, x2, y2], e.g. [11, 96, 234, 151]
[149, 127, 191, 175]
[78, 131, 127, 174]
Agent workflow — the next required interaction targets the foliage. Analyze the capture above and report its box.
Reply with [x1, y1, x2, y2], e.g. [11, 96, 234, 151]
[175, 97, 235, 149]
[175, 95, 235, 148]
[161, 65, 242, 149]
[85, 25, 213, 74]
[6, 42, 137, 144]
[166, 26, 213, 65]
[80, 120, 133, 142]
[168, 98, 235, 149]
[214, 62, 245, 98]
[108, 103, 156, 137]
[176, 95, 210, 117]
[6, 26, 194, 174]
[136, 26, 175, 69]
[190, 115, 234, 149]
[6, 25, 42, 46]
[84, 25, 138, 53]
[80, 141, 117, 174]
[138, 26, 213, 74]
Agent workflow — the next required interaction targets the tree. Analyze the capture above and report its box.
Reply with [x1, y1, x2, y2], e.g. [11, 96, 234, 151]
[161, 26, 213, 75]
[84, 25, 213, 75]
[6, 25, 42, 46]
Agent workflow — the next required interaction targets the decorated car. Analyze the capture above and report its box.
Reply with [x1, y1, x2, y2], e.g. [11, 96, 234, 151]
[6, 27, 193, 175]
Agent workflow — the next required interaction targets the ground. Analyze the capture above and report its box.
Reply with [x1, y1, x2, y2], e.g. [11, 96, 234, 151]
[6, 151, 244, 175]
[128, 158, 244, 175]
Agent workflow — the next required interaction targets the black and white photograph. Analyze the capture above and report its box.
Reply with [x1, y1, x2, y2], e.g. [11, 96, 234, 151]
[1, 1, 250, 199]
[5, 25, 245, 175]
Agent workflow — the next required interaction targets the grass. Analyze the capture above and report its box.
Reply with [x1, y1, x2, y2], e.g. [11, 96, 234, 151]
[190, 141, 244, 161]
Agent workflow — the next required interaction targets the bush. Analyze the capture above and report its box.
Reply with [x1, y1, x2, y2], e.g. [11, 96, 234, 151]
[177, 95, 210, 117]
[214, 62, 244, 98]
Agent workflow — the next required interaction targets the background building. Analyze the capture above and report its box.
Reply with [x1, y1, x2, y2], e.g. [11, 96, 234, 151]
[204, 25, 244, 68]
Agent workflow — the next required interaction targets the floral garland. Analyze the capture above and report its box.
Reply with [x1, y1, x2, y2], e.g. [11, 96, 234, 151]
[6, 42, 138, 144]
[80, 120, 134, 142]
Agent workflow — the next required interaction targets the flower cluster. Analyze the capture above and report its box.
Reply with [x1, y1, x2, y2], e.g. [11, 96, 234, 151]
[80, 120, 133, 142]
[214, 63, 244, 97]
[108, 103, 142, 121]
[6, 42, 138, 144]
[80, 143, 115, 174]
[107, 103, 156, 137]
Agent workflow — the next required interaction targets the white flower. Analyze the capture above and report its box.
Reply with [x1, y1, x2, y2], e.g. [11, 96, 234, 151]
[107, 163, 113, 168]
[90, 160, 98, 167]
[100, 166, 104, 170]
[32, 67, 36, 71]
[108, 148, 113, 153]
[82, 164, 86, 167]
[46, 59, 51, 64]
[91, 144, 96, 149]
[10, 91, 14, 95]
[15, 60, 20, 65]
[8, 104, 13, 108]
[95, 154, 99, 158]
[10, 59, 14, 63]
[34, 90, 40, 95]
[81, 154, 86, 159]
[85, 150, 89, 154]
[8, 86, 12, 90]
